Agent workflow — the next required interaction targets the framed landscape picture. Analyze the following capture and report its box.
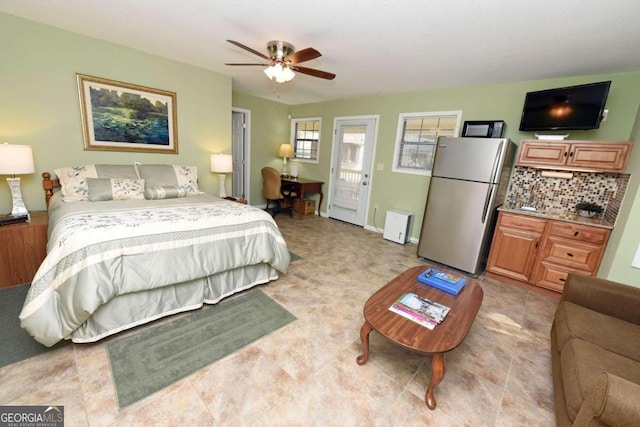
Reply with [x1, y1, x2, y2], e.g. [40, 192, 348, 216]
[77, 74, 178, 153]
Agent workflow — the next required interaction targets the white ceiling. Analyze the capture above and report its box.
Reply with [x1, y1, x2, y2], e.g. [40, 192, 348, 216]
[2, 0, 640, 105]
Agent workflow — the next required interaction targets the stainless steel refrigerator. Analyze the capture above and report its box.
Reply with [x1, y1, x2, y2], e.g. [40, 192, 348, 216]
[417, 137, 515, 276]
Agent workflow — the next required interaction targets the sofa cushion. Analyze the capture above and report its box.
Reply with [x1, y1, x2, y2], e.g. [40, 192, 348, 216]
[560, 338, 640, 422]
[554, 301, 640, 361]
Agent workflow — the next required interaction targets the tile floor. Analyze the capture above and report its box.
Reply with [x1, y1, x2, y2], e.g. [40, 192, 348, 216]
[0, 214, 559, 426]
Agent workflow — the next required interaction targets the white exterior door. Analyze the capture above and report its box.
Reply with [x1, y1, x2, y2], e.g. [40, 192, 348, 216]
[328, 116, 377, 226]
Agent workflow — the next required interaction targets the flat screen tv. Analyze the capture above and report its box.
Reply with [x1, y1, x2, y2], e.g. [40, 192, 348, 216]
[518, 81, 611, 131]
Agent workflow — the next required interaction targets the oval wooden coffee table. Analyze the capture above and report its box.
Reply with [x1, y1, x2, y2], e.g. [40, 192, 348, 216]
[356, 265, 483, 409]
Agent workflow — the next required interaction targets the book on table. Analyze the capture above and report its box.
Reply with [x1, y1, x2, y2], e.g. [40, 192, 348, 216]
[388, 292, 451, 330]
[417, 267, 467, 295]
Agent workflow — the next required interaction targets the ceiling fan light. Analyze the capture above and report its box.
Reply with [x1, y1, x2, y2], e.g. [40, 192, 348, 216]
[282, 66, 295, 82]
[263, 65, 276, 80]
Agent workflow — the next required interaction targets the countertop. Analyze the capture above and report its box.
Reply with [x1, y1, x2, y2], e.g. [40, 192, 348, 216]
[498, 206, 614, 229]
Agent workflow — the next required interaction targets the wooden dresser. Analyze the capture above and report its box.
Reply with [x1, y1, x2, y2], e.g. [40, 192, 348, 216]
[0, 211, 48, 288]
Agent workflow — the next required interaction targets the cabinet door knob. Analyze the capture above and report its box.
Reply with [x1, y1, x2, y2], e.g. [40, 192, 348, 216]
[574, 231, 579, 237]
[567, 253, 574, 257]
[559, 277, 566, 282]
[564, 151, 568, 157]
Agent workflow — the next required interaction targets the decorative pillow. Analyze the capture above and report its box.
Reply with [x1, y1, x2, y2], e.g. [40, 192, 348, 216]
[54, 164, 139, 202]
[144, 186, 188, 200]
[87, 178, 145, 201]
[136, 165, 202, 196]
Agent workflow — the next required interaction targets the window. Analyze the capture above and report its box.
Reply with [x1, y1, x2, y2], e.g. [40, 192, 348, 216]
[392, 111, 462, 176]
[291, 117, 321, 163]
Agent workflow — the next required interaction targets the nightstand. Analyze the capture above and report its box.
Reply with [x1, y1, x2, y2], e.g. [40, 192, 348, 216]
[0, 211, 48, 288]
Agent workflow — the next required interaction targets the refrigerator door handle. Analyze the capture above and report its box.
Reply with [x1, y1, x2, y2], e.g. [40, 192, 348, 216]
[482, 185, 494, 224]
[489, 140, 504, 183]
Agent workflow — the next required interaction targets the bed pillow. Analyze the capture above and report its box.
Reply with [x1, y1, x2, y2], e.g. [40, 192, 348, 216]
[136, 165, 202, 197]
[54, 165, 139, 202]
[87, 178, 145, 201]
[144, 185, 188, 200]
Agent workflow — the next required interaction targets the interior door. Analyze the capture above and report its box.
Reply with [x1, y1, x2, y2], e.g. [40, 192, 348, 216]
[231, 110, 248, 199]
[328, 117, 377, 226]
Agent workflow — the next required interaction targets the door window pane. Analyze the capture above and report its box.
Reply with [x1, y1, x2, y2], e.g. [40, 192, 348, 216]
[334, 126, 366, 210]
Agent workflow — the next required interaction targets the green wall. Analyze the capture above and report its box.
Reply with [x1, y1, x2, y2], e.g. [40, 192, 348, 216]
[602, 105, 640, 284]
[231, 93, 290, 203]
[0, 13, 232, 213]
[4, 12, 639, 286]
[236, 72, 640, 286]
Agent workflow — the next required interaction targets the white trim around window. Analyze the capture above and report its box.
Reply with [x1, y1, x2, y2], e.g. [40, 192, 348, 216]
[392, 110, 462, 176]
[290, 117, 321, 164]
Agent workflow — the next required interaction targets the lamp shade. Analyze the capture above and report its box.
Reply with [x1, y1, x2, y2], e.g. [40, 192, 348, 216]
[278, 144, 294, 158]
[210, 153, 233, 173]
[0, 144, 35, 175]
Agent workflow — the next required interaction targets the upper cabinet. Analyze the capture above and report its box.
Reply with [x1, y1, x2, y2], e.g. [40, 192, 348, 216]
[516, 140, 632, 173]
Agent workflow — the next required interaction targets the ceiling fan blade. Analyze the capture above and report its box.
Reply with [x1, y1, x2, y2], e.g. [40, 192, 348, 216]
[226, 40, 271, 61]
[285, 47, 321, 64]
[291, 65, 336, 80]
[224, 63, 270, 66]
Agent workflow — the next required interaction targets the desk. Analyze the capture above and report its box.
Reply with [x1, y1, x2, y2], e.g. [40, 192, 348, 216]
[282, 177, 324, 220]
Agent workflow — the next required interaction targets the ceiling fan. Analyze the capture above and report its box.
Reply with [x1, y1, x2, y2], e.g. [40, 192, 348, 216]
[225, 40, 336, 83]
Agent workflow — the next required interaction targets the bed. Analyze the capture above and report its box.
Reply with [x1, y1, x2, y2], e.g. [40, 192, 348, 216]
[19, 164, 290, 347]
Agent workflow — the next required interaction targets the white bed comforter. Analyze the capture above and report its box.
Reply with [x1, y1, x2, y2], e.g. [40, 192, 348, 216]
[20, 194, 290, 346]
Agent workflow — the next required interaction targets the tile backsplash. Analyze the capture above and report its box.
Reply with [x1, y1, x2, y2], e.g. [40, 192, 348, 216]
[505, 166, 630, 223]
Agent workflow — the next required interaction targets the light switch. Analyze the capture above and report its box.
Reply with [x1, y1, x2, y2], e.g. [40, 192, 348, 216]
[376, 163, 384, 171]
[633, 243, 640, 269]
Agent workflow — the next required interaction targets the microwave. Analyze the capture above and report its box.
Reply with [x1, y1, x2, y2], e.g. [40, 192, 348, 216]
[461, 120, 505, 138]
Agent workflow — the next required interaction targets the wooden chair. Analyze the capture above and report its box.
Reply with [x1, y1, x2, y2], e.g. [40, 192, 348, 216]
[261, 167, 297, 218]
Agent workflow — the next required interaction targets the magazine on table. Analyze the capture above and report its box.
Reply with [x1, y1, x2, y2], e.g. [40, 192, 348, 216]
[388, 292, 450, 329]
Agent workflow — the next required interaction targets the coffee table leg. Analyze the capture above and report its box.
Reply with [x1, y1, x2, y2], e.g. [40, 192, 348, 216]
[426, 353, 445, 410]
[356, 321, 373, 365]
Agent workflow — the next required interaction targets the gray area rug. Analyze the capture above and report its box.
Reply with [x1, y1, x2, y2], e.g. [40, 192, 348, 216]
[289, 251, 301, 262]
[0, 284, 70, 367]
[106, 289, 296, 408]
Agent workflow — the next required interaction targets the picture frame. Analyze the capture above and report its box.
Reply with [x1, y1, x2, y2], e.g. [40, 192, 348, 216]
[77, 74, 178, 154]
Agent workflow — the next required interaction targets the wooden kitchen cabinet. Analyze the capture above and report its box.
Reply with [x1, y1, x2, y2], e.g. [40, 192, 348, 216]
[516, 140, 631, 172]
[532, 222, 610, 292]
[0, 211, 48, 288]
[486, 212, 546, 282]
[486, 211, 611, 294]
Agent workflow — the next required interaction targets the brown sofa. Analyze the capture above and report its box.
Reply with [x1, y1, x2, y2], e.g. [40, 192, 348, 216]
[551, 273, 640, 426]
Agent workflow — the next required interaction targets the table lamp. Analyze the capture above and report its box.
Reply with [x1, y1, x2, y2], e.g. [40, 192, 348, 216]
[0, 143, 35, 218]
[210, 153, 233, 198]
[278, 144, 294, 177]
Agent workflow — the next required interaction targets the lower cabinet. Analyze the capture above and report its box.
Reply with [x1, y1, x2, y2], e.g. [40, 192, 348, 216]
[486, 213, 545, 283]
[486, 211, 611, 293]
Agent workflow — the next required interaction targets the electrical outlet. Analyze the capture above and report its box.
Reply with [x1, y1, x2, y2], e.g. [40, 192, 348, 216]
[374, 203, 379, 212]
